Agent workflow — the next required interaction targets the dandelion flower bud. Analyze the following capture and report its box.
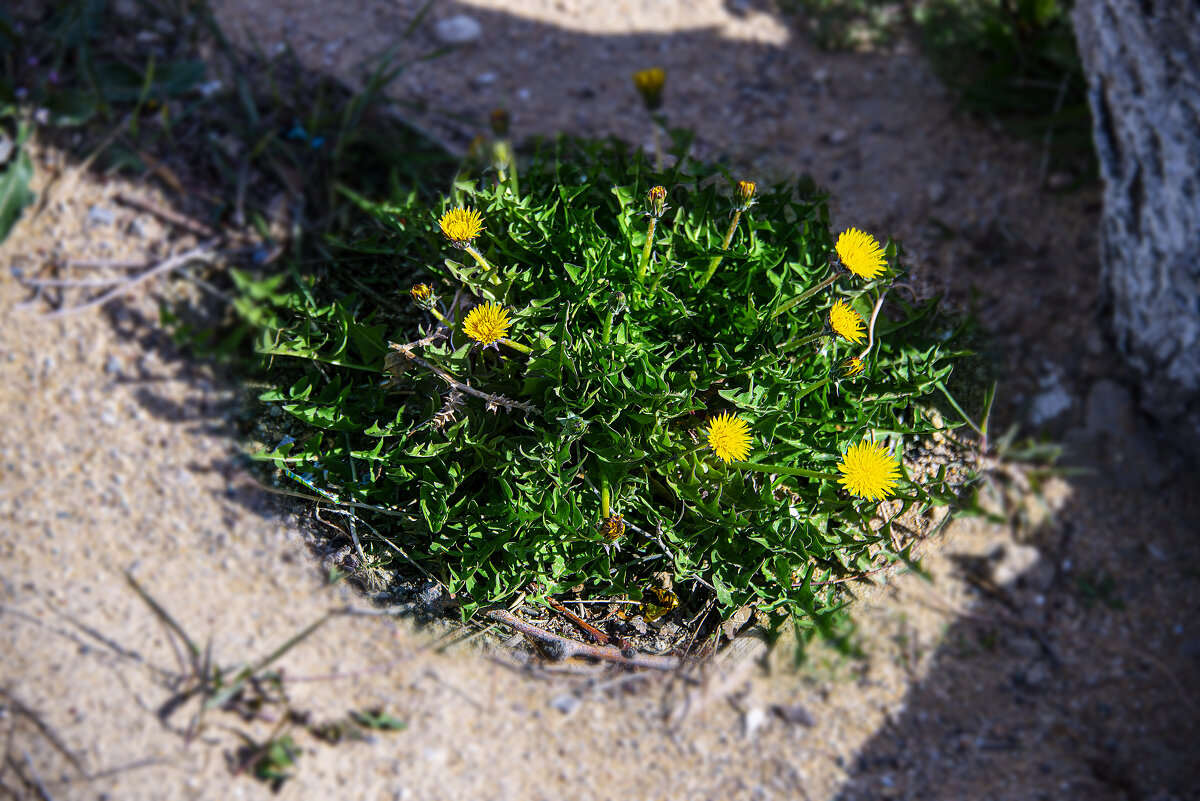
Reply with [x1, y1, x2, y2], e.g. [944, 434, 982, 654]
[632, 67, 666, 111]
[410, 283, 435, 309]
[840, 356, 866, 378]
[734, 179, 757, 211]
[646, 185, 668, 218]
[488, 108, 510, 137]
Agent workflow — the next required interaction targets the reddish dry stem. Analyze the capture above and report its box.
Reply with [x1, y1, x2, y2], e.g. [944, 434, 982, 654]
[485, 609, 678, 671]
[548, 599, 615, 647]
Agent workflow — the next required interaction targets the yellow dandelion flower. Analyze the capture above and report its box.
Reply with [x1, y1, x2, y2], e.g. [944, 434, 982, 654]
[841, 357, 865, 378]
[633, 67, 666, 110]
[410, 283, 433, 303]
[438, 207, 485, 245]
[830, 300, 866, 344]
[837, 440, 901, 501]
[836, 228, 887, 280]
[704, 412, 753, 464]
[462, 302, 512, 346]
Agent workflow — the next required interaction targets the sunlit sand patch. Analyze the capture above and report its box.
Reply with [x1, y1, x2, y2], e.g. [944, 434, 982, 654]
[458, 0, 791, 44]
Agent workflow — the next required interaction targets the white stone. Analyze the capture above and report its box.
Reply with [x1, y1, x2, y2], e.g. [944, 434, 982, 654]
[434, 15, 482, 45]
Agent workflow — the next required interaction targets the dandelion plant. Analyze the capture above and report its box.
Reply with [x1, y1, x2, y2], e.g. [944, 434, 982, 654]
[249, 135, 975, 646]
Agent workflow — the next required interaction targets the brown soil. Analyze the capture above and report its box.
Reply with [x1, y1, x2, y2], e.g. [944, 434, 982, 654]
[2, 2, 1198, 800]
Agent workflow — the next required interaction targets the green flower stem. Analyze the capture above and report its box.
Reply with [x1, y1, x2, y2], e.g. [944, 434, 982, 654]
[784, 331, 823, 352]
[600, 476, 611, 519]
[428, 307, 452, 328]
[730, 462, 836, 480]
[493, 139, 518, 196]
[698, 209, 743, 288]
[652, 122, 663, 173]
[464, 244, 493, 272]
[499, 338, 533, 355]
[637, 217, 657, 283]
[772, 272, 839, 319]
[602, 309, 613, 345]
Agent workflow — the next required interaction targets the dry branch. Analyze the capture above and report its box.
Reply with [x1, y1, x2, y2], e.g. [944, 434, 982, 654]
[484, 609, 679, 671]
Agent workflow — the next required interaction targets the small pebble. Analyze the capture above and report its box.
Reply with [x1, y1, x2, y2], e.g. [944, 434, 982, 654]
[88, 205, 115, 226]
[549, 693, 580, 715]
[771, 704, 815, 726]
[434, 15, 482, 45]
[742, 706, 767, 738]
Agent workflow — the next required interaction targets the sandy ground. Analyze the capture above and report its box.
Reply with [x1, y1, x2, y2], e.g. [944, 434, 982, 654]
[2, 2, 1198, 800]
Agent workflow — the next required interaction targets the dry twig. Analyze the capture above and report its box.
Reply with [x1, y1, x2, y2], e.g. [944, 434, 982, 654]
[35, 245, 218, 319]
[115, 192, 217, 238]
[484, 609, 679, 671]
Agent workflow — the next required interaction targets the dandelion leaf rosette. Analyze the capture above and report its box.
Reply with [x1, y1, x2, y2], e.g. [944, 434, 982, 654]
[252, 136, 972, 638]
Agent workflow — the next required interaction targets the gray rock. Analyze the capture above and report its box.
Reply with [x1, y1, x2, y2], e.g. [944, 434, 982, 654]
[770, 704, 815, 727]
[549, 693, 581, 715]
[1064, 379, 1169, 487]
[87, 205, 115, 226]
[1029, 366, 1072, 426]
[434, 15, 482, 45]
[742, 706, 767, 738]
[415, 580, 454, 614]
[990, 543, 1045, 587]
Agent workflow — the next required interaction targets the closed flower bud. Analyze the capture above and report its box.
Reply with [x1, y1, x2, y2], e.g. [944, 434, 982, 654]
[488, 108, 510, 137]
[632, 67, 666, 111]
[410, 283, 435, 309]
[647, 185, 668, 218]
[734, 179, 757, 212]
